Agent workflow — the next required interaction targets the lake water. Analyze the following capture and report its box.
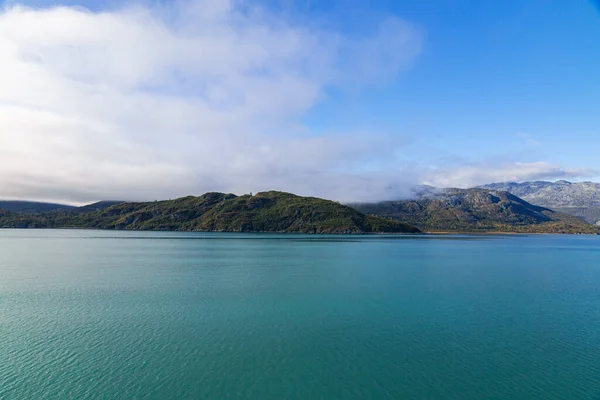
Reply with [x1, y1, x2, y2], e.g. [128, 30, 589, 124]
[1, 230, 600, 399]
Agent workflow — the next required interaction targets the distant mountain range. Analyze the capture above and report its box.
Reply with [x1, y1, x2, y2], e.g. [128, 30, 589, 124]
[478, 181, 600, 224]
[3, 185, 599, 234]
[352, 187, 598, 234]
[73, 201, 125, 214]
[0, 201, 75, 213]
[0, 200, 122, 214]
[0, 192, 419, 234]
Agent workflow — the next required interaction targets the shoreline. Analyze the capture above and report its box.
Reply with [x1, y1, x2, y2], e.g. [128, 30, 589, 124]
[1, 227, 597, 235]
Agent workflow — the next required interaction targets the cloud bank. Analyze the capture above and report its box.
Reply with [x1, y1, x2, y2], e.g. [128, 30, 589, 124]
[0, 0, 423, 203]
[425, 161, 598, 189]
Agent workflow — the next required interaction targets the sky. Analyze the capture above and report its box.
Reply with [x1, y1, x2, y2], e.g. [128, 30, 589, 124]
[0, 0, 599, 204]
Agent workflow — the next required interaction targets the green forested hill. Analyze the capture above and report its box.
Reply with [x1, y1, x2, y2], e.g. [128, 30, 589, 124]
[0, 191, 420, 234]
[0, 201, 74, 213]
[352, 188, 599, 234]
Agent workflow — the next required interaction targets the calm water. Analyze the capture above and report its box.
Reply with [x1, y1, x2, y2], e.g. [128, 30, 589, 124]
[1, 230, 600, 399]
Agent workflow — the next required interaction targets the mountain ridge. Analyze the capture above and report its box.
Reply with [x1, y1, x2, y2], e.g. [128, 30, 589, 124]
[0, 200, 124, 214]
[0, 191, 420, 234]
[3, 188, 598, 234]
[478, 180, 600, 224]
[352, 187, 598, 234]
[0, 201, 75, 213]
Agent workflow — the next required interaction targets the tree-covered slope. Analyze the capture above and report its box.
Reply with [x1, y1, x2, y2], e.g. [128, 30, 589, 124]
[552, 207, 600, 226]
[352, 188, 598, 234]
[0, 200, 74, 213]
[0, 191, 420, 234]
[74, 201, 124, 214]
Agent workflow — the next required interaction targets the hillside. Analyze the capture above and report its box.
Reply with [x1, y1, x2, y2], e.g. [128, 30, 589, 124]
[74, 201, 124, 213]
[551, 207, 600, 226]
[0, 191, 420, 234]
[352, 188, 598, 234]
[0, 201, 74, 213]
[479, 181, 600, 224]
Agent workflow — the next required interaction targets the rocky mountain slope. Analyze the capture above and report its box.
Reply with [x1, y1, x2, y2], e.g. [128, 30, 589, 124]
[352, 188, 598, 234]
[0, 191, 420, 234]
[479, 181, 600, 224]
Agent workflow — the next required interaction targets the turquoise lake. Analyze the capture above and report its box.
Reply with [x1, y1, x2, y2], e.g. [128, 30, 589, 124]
[1, 230, 600, 399]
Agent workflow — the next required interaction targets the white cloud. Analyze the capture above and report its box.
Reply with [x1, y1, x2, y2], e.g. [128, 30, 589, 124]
[0, 1, 423, 204]
[424, 161, 598, 189]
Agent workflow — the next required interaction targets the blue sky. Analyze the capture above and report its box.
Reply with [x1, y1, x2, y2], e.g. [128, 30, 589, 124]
[1, 0, 599, 202]
[306, 0, 600, 170]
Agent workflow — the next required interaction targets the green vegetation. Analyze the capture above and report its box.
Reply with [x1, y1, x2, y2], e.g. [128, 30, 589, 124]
[0, 201, 74, 213]
[552, 207, 600, 225]
[5, 188, 596, 234]
[352, 188, 599, 234]
[0, 191, 420, 234]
